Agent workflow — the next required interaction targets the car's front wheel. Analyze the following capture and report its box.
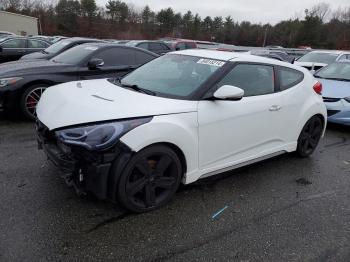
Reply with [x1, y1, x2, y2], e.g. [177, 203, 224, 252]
[117, 145, 183, 213]
[20, 84, 48, 120]
[296, 115, 323, 157]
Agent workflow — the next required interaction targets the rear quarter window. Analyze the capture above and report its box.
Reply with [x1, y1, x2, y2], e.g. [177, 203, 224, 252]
[279, 67, 304, 91]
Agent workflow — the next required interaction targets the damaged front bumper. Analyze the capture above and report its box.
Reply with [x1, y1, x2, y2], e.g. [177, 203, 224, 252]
[36, 121, 132, 201]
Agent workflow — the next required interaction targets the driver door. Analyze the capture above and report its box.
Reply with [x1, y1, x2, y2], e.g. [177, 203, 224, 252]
[198, 63, 285, 173]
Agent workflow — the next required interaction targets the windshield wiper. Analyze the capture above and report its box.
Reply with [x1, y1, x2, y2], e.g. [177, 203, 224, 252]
[120, 82, 156, 96]
[41, 50, 48, 54]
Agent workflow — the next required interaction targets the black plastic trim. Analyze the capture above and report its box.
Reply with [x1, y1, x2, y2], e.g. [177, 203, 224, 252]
[275, 66, 304, 92]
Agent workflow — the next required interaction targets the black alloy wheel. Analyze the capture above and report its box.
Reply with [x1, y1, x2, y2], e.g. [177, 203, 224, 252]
[297, 116, 323, 157]
[117, 145, 182, 212]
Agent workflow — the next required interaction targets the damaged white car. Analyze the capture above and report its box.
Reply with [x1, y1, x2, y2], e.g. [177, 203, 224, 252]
[36, 49, 327, 212]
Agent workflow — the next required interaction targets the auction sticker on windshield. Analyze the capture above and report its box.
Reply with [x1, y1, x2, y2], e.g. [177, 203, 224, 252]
[197, 58, 225, 67]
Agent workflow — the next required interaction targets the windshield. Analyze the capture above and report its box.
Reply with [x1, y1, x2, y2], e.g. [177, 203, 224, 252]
[297, 52, 338, 64]
[51, 45, 98, 65]
[120, 54, 224, 98]
[315, 63, 350, 81]
[44, 39, 72, 54]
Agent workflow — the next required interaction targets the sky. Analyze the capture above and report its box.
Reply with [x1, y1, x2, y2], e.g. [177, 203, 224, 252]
[96, 0, 350, 24]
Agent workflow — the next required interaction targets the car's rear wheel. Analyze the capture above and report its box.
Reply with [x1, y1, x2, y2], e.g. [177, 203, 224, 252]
[296, 116, 323, 157]
[20, 84, 48, 120]
[117, 145, 182, 213]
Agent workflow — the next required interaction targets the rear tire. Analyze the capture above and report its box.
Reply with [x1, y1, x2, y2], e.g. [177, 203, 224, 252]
[296, 116, 323, 157]
[116, 145, 182, 213]
[20, 84, 49, 120]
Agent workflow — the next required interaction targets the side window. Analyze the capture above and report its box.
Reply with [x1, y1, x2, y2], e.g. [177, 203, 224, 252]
[28, 39, 48, 48]
[185, 42, 196, 49]
[137, 42, 148, 50]
[149, 42, 162, 52]
[176, 42, 186, 50]
[135, 50, 155, 65]
[93, 48, 135, 66]
[2, 39, 26, 48]
[279, 67, 304, 91]
[160, 43, 170, 51]
[339, 54, 350, 60]
[217, 64, 275, 97]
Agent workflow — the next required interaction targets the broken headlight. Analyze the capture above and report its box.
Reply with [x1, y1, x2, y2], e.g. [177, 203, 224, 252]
[55, 117, 152, 151]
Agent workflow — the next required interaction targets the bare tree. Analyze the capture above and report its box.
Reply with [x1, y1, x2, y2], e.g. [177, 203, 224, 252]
[309, 2, 331, 21]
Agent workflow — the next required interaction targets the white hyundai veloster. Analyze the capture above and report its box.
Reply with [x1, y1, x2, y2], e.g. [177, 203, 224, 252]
[36, 49, 327, 212]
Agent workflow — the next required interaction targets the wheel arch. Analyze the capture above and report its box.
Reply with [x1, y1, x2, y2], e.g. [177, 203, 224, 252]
[21, 80, 55, 91]
[141, 142, 188, 176]
[300, 113, 326, 136]
[20, 80, 55, 100]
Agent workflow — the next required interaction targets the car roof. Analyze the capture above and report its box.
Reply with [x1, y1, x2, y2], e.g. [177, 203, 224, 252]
[128, 40, 165, 43]
[77, 42, 159, 56]
[335, 60, 350, 64]
[171, 49, 302, 70]
[308, 50, 350, 55]
[0, 36, 26, 42]
[64, 37, 105, 43]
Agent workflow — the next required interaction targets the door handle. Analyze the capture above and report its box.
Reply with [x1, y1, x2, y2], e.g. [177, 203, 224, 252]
[269, 105, 282, 111]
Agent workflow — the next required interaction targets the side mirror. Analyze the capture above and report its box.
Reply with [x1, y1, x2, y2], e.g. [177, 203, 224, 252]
[213, 85, 244, 100]
[175, 47, 180, 51]
[88, 58, 104, 70]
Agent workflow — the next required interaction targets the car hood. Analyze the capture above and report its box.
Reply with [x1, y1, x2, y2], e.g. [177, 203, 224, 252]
[0, 60, 73, 77]
[20, 51, 51, 60]
[317, 78, 350, 98]
[36, 79, 198, 130]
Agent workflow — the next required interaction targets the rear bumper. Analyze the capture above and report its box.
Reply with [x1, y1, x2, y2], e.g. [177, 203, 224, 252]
[36, 122, 132, 200]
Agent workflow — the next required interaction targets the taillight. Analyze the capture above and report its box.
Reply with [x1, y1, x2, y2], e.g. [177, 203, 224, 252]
[313, 82, 322, 95]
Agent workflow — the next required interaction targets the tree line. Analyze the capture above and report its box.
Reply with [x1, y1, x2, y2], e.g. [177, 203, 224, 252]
[1, 0, 350, 49]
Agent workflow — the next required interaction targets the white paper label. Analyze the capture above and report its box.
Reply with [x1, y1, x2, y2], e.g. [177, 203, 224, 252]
[197, 58, 225, 67]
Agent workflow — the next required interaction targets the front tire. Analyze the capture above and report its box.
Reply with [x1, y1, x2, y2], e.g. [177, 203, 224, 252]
[117, 145, 183, 213]
[296, 116, 323, 157]
[20, 84, 49, 120]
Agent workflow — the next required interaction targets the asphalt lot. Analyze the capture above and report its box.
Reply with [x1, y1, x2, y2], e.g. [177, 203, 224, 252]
[1, 115, 350, 262]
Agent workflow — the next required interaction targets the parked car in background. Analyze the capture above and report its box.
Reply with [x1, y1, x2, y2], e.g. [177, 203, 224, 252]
[112, 40, 129, 44]
[295, 50, 350, 71]
[314, 61, 350, 125]
[195, 40, 220, 49]
[0, 31, 16, 37]
[30, 35, 56, 43]
[36, 49, 326, 212]
[0, 36, 51, 63]
[298, 46, 312, 50]
[126, 40, 171, 55]
[0, 43, 158, 119]
[162, 38, 197, 50]
[20, 37, 105, 60]
[266, 45, 284, 49]
[51, 36, 68, 43]
[249, 49, 294, 63]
